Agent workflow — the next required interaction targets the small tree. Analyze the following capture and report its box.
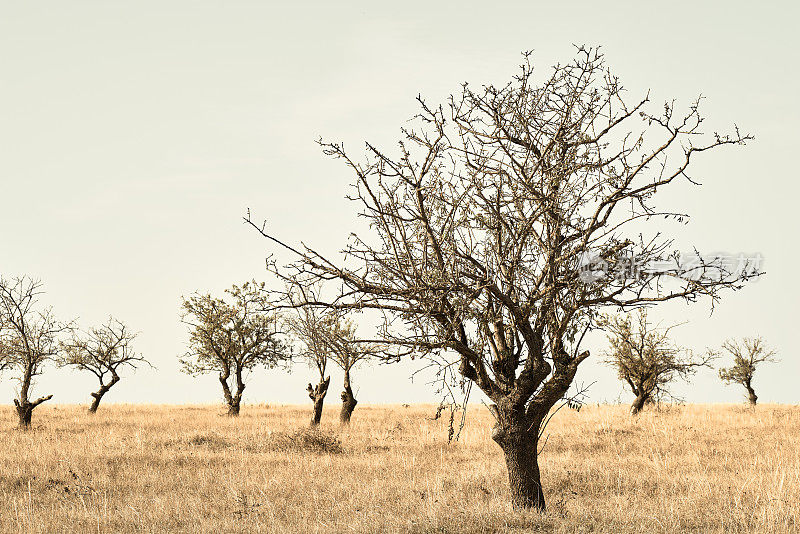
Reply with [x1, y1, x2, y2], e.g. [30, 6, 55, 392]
[0, 276, 71, 428]
[288, 307, 331, 426]
[601, 310, 712, 414]
[62, 317, 148, 413]
[324, 316, 380, 424]
[180, 281, 288, 416]
[717, 336, 777, 405]
[248, 47, 755, 510]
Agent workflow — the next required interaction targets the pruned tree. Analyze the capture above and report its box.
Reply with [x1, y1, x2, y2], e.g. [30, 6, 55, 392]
[288, 307, 332, 426]
[0, 276, 72, 428]
[717, 336, 777, 405]
[246, 47, 756, 510]
[61, 317, 149, 413]
[600, 309, 711, 414]
[322, 315, 381, 424]
[289, 306, 380, 425]
[180, 281, 288, 416]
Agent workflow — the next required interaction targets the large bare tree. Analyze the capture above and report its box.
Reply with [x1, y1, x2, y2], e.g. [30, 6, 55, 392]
[61, 317, 149, 413]
[0, 276, 72, 428]
[600, 310, 712, 414]
[247, 47, 756, 509]
[180, 281, 288, 416]
[717, 336, 777, 405]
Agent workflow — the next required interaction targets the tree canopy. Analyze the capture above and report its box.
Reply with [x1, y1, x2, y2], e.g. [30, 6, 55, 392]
[247, 46, 757, 510]
[180, 281, 289, 415]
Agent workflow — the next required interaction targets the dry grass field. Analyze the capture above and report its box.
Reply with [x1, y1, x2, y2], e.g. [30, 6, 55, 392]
[0, 403, 797, 533]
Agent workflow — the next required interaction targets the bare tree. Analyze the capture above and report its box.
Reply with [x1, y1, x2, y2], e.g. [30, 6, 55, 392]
[329, 319, 384, 425]
[600, 310, 712, 414]
[717, 336, 777, 405]
[288, 307, 332, 426]
[180, 281, 288, 416]
[321, 314, 380, 424]
[61, 317, 149, 413]
[289, 306, 381, 425]
[0, 276, 72, 428]
[246, 47, 755, 509]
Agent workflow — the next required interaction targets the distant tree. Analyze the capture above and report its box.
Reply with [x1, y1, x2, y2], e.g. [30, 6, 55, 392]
[180, 281, 288, 416]
[717, 336, 777, 405]
[61, 317, 149, 413]
[247, 47, 755, 510]
[601, 310, 712, 414]
[323, 316, 381, 424]
[288, 307, 331, 426]
[289, 306, 381, 425]
[0, 276, 72, 428]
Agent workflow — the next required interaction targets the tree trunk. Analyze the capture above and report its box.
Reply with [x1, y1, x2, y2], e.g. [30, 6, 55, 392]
[746, 384, 758, 406]
[88, 375, 119, 414]
[630, 393, 648, 415]
[219, 370, 244, 417]
[88, 394, 102, 414]
[490, 403, 546, 511]
[14, 395, 52, 429]
[499, 434, 545, 510]
[307, 377, 330, 427]
[339, 368, 357, 424]
[16, 402, 33, 429]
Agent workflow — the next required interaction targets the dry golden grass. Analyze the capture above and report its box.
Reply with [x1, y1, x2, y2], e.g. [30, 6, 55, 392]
[0, 403, 797, 533]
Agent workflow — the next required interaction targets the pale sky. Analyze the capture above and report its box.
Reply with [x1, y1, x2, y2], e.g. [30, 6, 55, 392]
[1, 1, 798, 408]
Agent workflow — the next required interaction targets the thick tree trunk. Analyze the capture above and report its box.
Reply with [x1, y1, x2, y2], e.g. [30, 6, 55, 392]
[339, 368, 357, 424]
[219, 370, 244, 417]
[499, 434, 545, 510]
[630, 393, 648, 415]
[490, 403, 546, 511]
[746, 384, 758, 406]
[16, 403, 33, 428]
[308, 377, 330, 427]
[339, 390, 357, 424]
[14, 395, 53, 429]
[311, 397, 324, 426]
[88, 394, 103, 414]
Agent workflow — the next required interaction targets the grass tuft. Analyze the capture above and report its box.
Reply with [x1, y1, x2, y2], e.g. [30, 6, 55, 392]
[271, 427, 344, 455]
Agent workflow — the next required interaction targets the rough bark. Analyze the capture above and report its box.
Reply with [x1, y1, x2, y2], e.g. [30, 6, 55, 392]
[88, 374, 120, 413]
[14, 395, 53, 429]
[308, 376, 330, 426]
[630, 393, 648, 415]
[88, 393, 103, 414]
[490, 403, 545, 510]
[500, 435, 545, 510]
[746, 382, 758, 406]
[15, 403, 33, 428]
[339, 368, 358, 424]
[220, 368, 244, 417]
[227, 400, 241, 416]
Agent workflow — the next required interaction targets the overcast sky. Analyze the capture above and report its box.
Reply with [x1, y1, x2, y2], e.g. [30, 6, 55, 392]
[1, 1, 797, 408]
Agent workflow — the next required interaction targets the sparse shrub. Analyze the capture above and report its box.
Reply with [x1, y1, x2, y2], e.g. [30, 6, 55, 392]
[271, 427, 344, 454]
